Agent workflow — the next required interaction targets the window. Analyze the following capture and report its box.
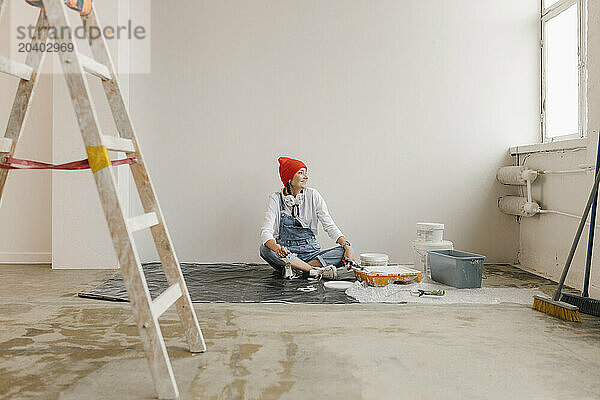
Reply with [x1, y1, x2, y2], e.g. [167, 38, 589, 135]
[541, 0, 587, 141]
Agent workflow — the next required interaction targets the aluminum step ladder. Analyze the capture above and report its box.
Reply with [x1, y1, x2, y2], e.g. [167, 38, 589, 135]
[0, 1, 206, 398]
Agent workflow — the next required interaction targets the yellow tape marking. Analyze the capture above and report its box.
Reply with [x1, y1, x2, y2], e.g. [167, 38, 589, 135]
[86, 146, 111, 173]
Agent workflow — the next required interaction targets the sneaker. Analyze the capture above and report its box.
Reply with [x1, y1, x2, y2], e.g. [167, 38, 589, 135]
[310, 265, 338, 280]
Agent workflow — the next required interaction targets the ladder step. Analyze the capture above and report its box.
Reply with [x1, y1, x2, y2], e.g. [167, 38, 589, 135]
[0, 56, 33, 81]
[0, 137, 13, 153]
[101, 135, 135, 152]
[128, 212, 159, 232]
[151, 283, 183, 318]
[79, 54, 111, 81]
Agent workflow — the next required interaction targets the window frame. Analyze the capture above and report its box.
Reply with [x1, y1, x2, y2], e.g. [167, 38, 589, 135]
[540, 0, 587, 143]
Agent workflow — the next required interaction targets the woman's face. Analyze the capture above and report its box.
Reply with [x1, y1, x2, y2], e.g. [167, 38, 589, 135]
[290, 168, 308, 191]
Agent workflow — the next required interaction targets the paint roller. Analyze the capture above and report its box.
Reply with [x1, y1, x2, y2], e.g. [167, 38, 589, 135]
[497, 165, 599, 220]
[496, 166, 539, 185]
[497, 167, 540, 216]
[498, 196, 540, 217]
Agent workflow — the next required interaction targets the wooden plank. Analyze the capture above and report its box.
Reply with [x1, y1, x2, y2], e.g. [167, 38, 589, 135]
[0, 0, 6, 23]
[578, 0, 587, 140]
[542, 0, 576, 21]
[41, 1, 179, 399]
[101, 135, 135, 152]
[81, 14, 134, 140]
[82, 11, 207, 357]
[128, 212, 159, 232]
[0, 10, 49, 199]
[79, 54, 111, 81]
[509, 138, 588, 155]
[151, 284, 182, 318]
[0, 138, 13, 153]
[0, 56, 34, 81]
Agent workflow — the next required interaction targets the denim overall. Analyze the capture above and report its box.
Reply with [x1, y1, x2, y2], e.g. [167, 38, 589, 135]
[259, 192, 345, 274]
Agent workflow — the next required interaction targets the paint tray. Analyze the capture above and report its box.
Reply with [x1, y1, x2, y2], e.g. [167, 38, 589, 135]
[353, 265, 423, 287]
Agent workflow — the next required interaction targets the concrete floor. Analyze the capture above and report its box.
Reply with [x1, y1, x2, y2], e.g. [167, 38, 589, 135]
[1, 264, 600, 400]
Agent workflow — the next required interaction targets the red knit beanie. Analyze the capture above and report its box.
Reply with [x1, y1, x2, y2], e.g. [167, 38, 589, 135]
[278, 157, 307, 185]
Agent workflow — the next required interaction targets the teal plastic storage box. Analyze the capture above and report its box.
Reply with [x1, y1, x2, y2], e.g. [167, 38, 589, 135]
[428, 250, 485, 288]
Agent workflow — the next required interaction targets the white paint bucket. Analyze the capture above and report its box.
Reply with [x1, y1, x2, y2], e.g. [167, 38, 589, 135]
[416, 222, 445, 242]
[360, 253, 389, 266]
[412, 240, 453, 275]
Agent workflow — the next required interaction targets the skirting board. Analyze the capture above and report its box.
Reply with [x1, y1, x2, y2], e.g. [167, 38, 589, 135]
[516, 262, 599, 296]
[52, 263, 118, 270]
[0, 252, 52, 264]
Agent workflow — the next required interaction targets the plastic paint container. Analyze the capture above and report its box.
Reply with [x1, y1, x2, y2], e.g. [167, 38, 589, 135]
[353, 265, 423, 287]
[412, 240, 454, 276]
[416, 222, 445, 243]
[324, 281, 354, 290]
[428, 249, 485, 289]
[360, 253, 389, 266]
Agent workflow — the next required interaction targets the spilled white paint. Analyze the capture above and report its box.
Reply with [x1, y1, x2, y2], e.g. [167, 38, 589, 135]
[346, 280, 543, 304]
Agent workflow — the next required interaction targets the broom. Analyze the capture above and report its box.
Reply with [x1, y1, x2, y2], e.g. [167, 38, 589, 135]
[531, 149, 600, 321]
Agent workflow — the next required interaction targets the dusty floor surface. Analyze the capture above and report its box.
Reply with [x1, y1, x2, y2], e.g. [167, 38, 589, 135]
[1, 264, 599, 400]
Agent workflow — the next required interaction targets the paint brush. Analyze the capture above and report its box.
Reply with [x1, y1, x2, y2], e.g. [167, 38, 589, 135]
[344, 257, 362, 271]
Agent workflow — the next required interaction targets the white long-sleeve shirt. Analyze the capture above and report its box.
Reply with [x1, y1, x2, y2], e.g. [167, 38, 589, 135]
[260, 187, 344, 245]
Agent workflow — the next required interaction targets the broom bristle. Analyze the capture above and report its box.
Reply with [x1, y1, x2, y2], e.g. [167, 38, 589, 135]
[560, 293, 600, 317]
[532, 295, 581, 322]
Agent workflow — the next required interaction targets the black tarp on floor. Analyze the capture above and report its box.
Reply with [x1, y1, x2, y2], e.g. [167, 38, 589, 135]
[78, 263, 358, 304]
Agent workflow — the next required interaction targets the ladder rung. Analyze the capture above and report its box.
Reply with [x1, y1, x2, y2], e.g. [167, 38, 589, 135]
[0, 137, 13, 153]
[101, 135, 135, 152]
[79, 54, 111, 81]
[128, 212, 159, 232]
[0, 56, 33, 81]
[151, 283, 183, 318]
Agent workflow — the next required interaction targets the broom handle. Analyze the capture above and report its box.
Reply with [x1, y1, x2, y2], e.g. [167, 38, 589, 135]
[554, 162, 600, 301]
[583, 137, 600, 297]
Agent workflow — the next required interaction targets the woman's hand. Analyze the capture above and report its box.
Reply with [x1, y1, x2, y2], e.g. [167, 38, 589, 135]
[276, 246, 290, 258]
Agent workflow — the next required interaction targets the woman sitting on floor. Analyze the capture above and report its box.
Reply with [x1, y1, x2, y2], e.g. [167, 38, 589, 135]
[259, 156, 355, 280]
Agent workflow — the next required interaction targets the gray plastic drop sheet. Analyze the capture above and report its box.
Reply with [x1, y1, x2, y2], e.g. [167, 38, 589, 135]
[78, 263, 358, 304]
[79, 263, 548, 305]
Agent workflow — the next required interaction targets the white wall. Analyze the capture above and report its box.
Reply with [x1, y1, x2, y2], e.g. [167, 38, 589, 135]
[0, 0, 52, 264]
[518, 148, 600, 296]
[0, 1, 129, 268]
[51, 0, 128, 269]
[517, 1, 600, 298]
[128, 0, 540, 264]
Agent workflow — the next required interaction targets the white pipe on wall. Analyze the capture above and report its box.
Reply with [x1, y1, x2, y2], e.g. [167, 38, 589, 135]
[540, 165, 593, 175]
[539, 209, 600, 230]
[497, 164, 595, 222]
